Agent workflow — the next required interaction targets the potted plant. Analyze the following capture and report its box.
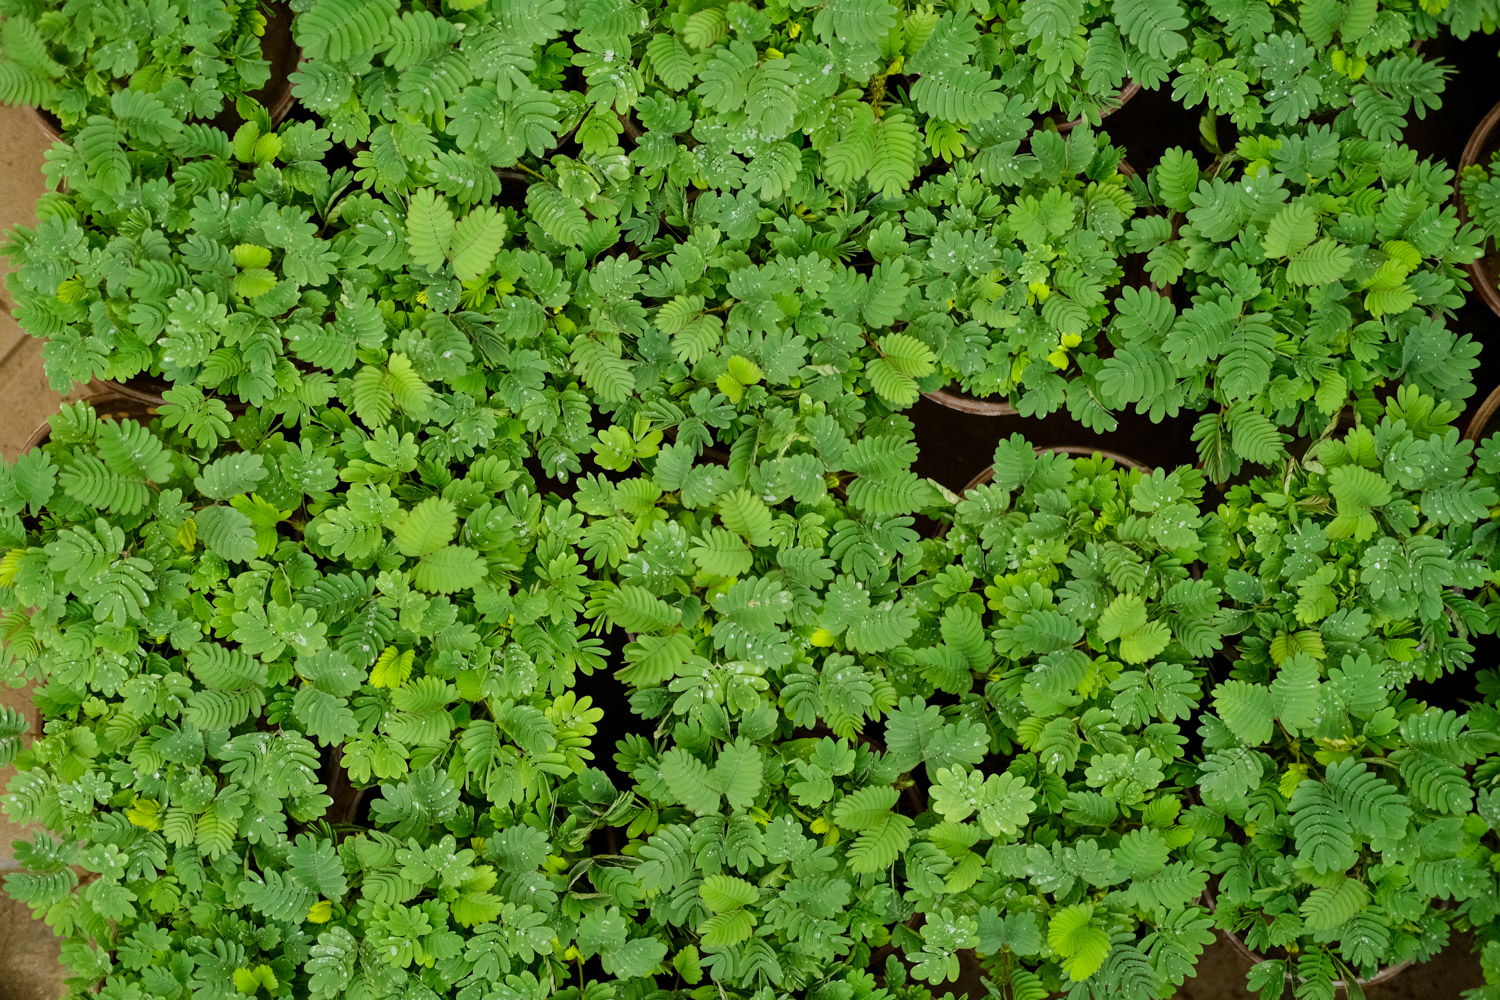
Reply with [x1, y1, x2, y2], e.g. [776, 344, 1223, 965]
[611, 707, 939, 992]
[289, 0, 577, 194]
[1451, 695, 1500, 1000]
[0, 0, 299, 137]
[1107, 128, 1484, 480]
[974, 3, 1150, 128]
[0, 395, 677, 997]
[1193, 386, 1499, 996]
[890, 435, 1223, 999]
[572, 382, 983, 991]
[874, 127, 1142, 423]
[282, 1, 1137, 434]
[5, 103, 599, 480]
[584, 385, 951, 721]
[1172, 3, 1448, 137]
[5, 105, 362, 404]
[1457, 99, 1500, 319]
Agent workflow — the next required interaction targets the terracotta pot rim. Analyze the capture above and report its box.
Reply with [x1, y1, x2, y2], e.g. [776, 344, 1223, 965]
[959, 445, 1150, 495]
[1465, 383, 1500, 443]
[94, 375, 255, 413]
[1053, 79, 1143, 133]
[20, 417, 53, 455]
[21, 394, 160, 454]
[923, 385, 1018, 416]
[1457, 99, 1500, 320]
[94, 375, 171, 408]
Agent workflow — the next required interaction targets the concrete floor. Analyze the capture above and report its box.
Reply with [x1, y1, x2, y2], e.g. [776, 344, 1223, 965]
[0, 101, 66, 1000]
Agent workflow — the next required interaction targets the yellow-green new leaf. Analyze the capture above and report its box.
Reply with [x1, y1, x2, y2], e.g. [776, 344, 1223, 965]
[1047, 903, 1111, 981]
[449, 205, 507, 281]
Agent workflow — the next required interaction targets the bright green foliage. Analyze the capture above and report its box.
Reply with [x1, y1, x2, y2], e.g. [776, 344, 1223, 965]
[862, 126, 1140, 419]
[1208, 387, 1491, 687]
[940, 438, 1220, 997]
[0, 400, 635, 1000]
[0, 0, 276, 128]
[1122, 129, 1483, 478]
[7, 0, 1481, 491]
[1175, 5, 1453, 135]
[7, 111, 358, 406]
[1202, 665, 1499, 991]
[1197, 387, 1500, 993]
[7, 4, 1500, 1000]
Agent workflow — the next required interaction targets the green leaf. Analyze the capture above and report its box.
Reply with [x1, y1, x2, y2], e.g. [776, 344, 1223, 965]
[646, 34, 696, 89]
[1286, 238, 1353, 285]
[393, 497, 458, 557]
[449, 205, 507, 281]
[847, 813, 913, 873]
[660, 748, 721, 815]
[410, 546, 487, 593]
[1327, 465, 1391, 542]
[977, 771, 1037, 836]
[1097, 593, 1171, 664]
[867, 357, 920, 406]
[1261, 201, 1318, 258]
[1199, 747, 1266, 806]
[713, 737, 763, 811]
[717, 488, 773, 546]
[183, 687, 264, 731]
[1111, 0, 1187, 59]
[698, 908, 756, 948]
[699, 874, 758, 912]
[1288, 779, 1358, 874]
[910, 66, 1006, 124]
[232, 244, 272, 269]
[406, 188, 455, 272]
[1326, 758, 1410, 841]
[1226, 403, 1285, 465]
[1152, 148, 1200, 213]
[1219, 318, 1276, 402]
[1047, 903, 1112, 981]
[689, 526, 753, 577]
[1213, 680, 1275, 746]
[1269, 654, 1321, 734]
[868, 109, 919, 197]
[1300, 878, 1368, 930]
[834, 786, 899, 830]
[0, 705, 27, 768]
[604, 937, 668, 978]
[294, 0, 397, 62]
[197, 505, 258, 563]
[293, 686, 358, 746]
[287, 834, 348, 898]
[809, 0, 898, 45]
[8, 448, 56, 514]
[194, 454, 268, 501]
[350, 353, 433, 428]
